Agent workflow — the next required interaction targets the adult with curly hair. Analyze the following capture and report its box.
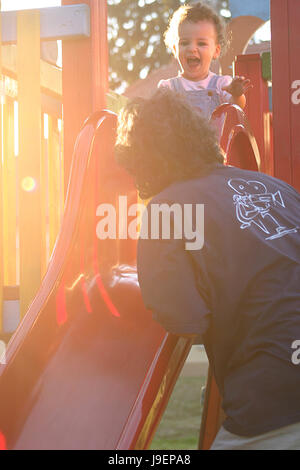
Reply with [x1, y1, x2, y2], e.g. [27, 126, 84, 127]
[115, 89, 300, 450]
[115, 89, 223, 199]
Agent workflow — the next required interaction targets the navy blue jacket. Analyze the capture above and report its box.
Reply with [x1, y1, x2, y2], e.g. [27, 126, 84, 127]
[137, 164, 300, 436]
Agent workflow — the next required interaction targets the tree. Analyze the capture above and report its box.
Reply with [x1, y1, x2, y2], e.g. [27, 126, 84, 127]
[108, 0, 230, 91]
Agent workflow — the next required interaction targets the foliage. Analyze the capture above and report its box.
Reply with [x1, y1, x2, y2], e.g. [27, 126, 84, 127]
[108, 0, 230, 91]
[150, 375, 207, 450]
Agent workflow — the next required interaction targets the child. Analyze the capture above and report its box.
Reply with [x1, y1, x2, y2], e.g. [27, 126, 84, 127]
[158, 2, 252, 119]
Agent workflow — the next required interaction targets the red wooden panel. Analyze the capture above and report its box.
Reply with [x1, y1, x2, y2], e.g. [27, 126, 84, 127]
[62, 0, 108, 194]
[271, 0, 298, 188]
[288, 0, 300, 191]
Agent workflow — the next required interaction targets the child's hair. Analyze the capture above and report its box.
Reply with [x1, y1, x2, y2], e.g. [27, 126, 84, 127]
[164, 2, 229, 56]
[115, 88, 224, 199]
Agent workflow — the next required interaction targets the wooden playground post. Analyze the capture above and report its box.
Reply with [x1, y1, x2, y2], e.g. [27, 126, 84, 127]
[62, 0, 108, 194]
[0, 4, 97, 329]
[47, 116, 62, 256]
[271, 0, 300, 192]
[17, 10, 43, 317]
[2, 100, 16, 287]
[0, 12, 3, 329]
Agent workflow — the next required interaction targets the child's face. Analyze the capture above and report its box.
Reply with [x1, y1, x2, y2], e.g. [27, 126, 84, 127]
[174, 20, 221, 81]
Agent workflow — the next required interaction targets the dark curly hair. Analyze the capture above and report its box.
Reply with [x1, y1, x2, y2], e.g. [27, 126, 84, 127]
[115, 89, 224, 199]
[165, 2, 229, 56]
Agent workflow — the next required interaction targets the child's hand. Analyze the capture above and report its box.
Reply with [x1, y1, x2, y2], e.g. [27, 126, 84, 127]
[222, 76, 253, 97]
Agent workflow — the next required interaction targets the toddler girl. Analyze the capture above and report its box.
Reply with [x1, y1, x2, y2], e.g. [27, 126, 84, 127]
[158, 2, 252, 119]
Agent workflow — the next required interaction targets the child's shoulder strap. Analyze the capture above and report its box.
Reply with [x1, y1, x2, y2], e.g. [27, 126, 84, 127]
[167, 76, 185, 92]
[207, 73, 221, 89]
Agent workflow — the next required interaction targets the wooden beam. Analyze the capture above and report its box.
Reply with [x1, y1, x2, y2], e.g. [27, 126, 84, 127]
[2, 45, 62, 97]
[1, 4, 90, 43]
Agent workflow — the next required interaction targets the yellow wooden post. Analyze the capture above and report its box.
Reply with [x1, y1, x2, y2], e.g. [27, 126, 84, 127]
[17, 11, 42, 317]
[48, 116, 61, 255]
[2, 100, 17, 286]
[0, 13, 3, 330]
[40, 113, 48, 277]
[58, 118, 64, 214]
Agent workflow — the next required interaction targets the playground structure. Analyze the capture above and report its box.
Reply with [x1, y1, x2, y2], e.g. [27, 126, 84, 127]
[0, 0, 299, 450]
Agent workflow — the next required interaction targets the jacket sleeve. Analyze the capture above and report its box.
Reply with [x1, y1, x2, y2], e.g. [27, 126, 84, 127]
[137, 230, 211, 336]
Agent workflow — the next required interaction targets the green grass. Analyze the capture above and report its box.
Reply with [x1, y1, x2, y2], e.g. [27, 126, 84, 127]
[150, 375, 207, 450]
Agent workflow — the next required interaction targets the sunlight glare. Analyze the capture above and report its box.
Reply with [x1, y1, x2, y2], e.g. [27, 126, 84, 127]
[21, 177, 37, 192]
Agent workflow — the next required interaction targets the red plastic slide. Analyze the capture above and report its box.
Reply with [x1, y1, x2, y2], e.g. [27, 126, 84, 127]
[0, 111, 192, 450]
[0, 105, 259, 450]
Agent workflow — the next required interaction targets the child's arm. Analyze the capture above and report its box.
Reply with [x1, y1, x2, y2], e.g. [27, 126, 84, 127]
[231, 93, 246, 109]
[222, 76, 252, 110]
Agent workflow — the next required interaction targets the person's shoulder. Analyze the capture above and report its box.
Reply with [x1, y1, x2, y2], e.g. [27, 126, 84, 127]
[209, 73, 232, 101]
[147, 188, 175, 206]
[148, 173, 220, 205]
[227, 166, 300, 196]
[157, 77, 177, 89]
[214, 73, 232, 89]
[216, 73, 232, 83]
[260, 172, 300, 197]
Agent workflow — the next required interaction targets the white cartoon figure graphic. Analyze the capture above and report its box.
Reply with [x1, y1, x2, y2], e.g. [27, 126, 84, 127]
[228, 179, 298, 240]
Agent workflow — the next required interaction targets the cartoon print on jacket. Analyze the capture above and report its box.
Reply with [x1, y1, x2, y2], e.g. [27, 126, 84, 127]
[228, 178, 298, 240]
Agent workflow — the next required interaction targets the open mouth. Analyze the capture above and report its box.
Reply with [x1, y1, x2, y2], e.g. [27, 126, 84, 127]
[187, 57, 201, 67]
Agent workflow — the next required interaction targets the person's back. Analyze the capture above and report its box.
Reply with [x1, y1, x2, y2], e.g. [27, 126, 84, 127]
[138, 164, 300, 438]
